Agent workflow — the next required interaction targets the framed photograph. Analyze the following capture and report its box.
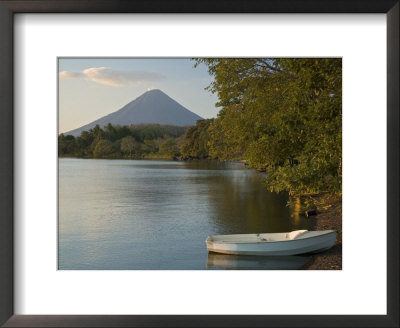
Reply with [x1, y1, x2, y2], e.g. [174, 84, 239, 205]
[0, 1, 398, 327]
[57, 56, 341, 272]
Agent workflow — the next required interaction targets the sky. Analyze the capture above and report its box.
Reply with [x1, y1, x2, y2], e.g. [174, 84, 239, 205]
[58, 58, 220, 133]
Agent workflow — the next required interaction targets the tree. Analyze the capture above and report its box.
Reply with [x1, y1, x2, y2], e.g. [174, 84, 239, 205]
[58, 134, 77, 156]
[181, 119, 214, 159]
[58, 123, 188, 159]
[159, 137, 180, 158]
[120, 136, 141, 158]
[195, 58, 342, 197]
[104, 123, 118, 141]
[93, 139, 115, 158]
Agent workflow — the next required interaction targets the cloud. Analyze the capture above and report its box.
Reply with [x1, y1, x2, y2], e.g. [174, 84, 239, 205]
[59, 67, 164, 87]
[59, 71, 84, 79]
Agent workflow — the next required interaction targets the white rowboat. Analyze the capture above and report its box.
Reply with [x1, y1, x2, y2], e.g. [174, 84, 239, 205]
[206, 230, 337, 256]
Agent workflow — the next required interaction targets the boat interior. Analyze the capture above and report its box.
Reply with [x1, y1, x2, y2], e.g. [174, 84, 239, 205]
[208, 230, 336, 243]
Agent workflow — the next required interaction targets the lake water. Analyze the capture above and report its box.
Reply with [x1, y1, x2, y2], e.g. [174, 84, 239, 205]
[58, 158, 309, 270]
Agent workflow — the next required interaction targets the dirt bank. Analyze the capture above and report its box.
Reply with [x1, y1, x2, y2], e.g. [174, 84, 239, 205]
[302, 195, 342, 270]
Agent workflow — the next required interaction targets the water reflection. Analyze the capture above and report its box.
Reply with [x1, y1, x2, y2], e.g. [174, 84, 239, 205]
[204, 173, 307, 234]
[206, 253, 310, 270]
[59, 158, 310, 269]
[289, 196, 303, 224]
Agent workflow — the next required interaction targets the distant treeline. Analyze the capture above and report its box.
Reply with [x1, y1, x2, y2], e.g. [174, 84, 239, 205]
[58, 123, 189, 159]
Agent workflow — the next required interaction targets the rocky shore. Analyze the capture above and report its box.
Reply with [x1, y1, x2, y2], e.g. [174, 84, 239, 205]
[302, 195, 342, 270]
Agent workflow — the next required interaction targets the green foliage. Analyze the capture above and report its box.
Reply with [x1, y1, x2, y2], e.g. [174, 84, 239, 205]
[180, 119, 214, 159]
[141, 139, 158, 153]
[159, 137, 180, 157]
[93, 139, 115, 158]
[58, 134, 78, 156]
[120, 136, 141, 158]
[58, 124, 188, 159]
[195, 58, 342, 196]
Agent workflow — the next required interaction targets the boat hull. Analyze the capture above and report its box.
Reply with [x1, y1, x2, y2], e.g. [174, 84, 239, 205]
[206, 231, 337, 256]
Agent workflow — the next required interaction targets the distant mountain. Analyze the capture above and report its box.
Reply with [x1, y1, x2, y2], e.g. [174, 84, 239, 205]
[64, 89, 203, 136]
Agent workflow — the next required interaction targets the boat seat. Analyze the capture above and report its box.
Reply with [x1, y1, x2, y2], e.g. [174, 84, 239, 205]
[286, 230, 308, 240]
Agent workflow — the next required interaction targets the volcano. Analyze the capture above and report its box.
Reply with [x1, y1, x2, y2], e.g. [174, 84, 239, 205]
[64, 89, 203, 136]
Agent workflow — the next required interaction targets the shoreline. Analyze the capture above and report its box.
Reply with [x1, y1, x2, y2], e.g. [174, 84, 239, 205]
[302, 195, 342, 270]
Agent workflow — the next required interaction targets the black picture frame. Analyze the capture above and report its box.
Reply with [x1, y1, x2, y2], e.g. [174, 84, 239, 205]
[0, 1, 398, 327]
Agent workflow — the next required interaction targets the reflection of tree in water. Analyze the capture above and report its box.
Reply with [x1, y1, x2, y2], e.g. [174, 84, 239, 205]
[203, 172, 308, 235]
[182, 159, 229, 171]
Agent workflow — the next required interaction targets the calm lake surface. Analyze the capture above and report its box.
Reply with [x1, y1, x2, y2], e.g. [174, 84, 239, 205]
[59, 158, 309, 270]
